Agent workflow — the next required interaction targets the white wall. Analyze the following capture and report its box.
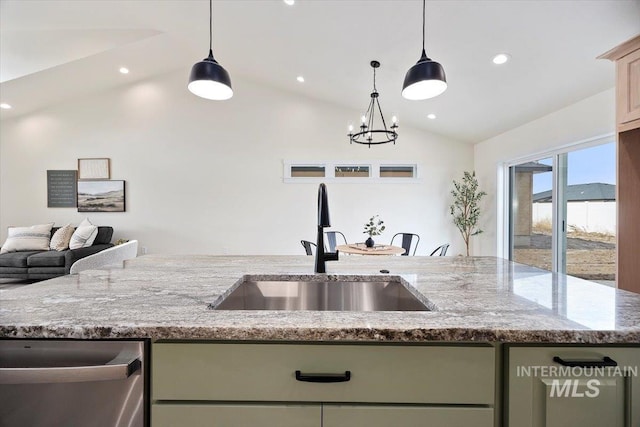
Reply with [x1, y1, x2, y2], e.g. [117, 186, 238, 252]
[0, 70, 472, 256]
[473, 88, 616, 256]
[533, 201, 616, 234]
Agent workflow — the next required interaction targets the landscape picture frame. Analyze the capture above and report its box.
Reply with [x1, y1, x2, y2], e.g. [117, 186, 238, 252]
[78, 158, 110, 180]
[77, 180, 125, 212]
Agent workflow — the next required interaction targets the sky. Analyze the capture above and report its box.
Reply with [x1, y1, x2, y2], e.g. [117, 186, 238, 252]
[531, 142, 615, 194]
[77, 180, 124, 195]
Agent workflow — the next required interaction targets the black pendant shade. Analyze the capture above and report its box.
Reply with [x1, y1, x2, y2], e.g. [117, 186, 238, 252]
[188, 50, 233, 100]
[401, 0, 447, 100]
[402, 49, 447, 100]
[187, 0, 233, 100]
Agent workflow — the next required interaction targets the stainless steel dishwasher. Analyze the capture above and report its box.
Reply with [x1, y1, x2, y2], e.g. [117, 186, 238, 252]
[0, 338, 148, 427]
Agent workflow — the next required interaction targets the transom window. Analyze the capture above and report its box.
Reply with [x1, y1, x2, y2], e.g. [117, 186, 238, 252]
[284, 161, 418, 183]
[290, 166, 325, 178]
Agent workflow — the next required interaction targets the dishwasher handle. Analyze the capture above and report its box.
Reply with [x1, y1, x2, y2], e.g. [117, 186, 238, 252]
[0, 354, 141, 385]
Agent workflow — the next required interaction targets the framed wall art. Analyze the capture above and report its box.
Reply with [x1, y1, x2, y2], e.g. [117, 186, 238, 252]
[78, 158, 110, 180]
[77, 180, 125, 212]
[47, 170, 78, 207]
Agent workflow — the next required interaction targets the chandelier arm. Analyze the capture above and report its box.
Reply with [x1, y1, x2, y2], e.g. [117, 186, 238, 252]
[369, 98, 375, 134]
[375, 98, 388, 131]
[365, 98, 374, 130]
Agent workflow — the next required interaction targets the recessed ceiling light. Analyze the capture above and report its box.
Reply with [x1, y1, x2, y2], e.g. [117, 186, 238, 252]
[296, 76, 305, 83]
[283, 0, 295, 5]
[0, 103, 12, 110]
[427, 113, 436, 119]
[492, 53, 510, 65]
[119, 67, 130, 74]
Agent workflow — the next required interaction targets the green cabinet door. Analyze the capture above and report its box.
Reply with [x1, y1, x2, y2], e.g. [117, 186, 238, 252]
[152, 403, 321, 427]
[323, 405, 494, 427]
[506, 345, 640, 427]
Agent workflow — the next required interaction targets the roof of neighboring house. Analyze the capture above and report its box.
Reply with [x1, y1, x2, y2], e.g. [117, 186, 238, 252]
[514, 161, 553, 173]
[533, 183, 615, 202]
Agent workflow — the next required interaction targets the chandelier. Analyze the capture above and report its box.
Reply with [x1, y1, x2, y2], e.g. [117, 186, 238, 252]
[348, 60, 398, 147]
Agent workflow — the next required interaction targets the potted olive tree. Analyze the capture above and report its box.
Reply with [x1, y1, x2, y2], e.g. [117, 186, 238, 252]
[450, 171, 486, 256]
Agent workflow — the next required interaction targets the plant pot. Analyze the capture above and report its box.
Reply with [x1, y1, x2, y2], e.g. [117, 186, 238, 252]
[365, 237, 375, 248]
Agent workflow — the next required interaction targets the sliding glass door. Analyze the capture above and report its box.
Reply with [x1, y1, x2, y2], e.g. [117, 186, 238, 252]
[508, 141, 616, 283]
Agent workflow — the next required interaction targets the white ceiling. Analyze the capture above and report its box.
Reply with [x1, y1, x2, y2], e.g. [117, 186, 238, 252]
[1, 0, 639, 143]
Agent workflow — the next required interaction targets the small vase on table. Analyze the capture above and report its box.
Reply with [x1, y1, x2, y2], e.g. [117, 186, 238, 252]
[365, 237, 375, 248]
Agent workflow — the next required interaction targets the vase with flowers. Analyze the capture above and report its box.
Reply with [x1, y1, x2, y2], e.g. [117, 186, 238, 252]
[363, 215, 385, 248]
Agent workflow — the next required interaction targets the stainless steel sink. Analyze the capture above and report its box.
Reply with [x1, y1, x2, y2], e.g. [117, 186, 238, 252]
[209, 275, 432, 311]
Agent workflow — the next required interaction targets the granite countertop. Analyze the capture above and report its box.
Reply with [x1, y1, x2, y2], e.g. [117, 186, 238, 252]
[1, 255, 639, 343]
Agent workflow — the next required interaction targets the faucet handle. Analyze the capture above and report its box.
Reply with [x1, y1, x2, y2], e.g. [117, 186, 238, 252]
[326, 250, 339, 262]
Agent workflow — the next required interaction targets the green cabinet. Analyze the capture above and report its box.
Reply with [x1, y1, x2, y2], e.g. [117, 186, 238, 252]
[505, 345, 640, 427]
[152, 342, 496, 427]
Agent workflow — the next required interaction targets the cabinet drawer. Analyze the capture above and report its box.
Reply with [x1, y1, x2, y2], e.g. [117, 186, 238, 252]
[506, 345, 640, 427]
[153, 342, 495, 404]
[323, 405, 494, 427]
[152, 403, 320, 427]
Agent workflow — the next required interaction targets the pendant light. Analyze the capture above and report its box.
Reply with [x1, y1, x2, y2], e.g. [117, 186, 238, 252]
[402, 0, 447, 100]
[188, 0, 233, 100]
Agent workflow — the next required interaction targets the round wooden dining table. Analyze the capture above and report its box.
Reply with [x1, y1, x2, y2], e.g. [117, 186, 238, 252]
[336, 243, 406, 256]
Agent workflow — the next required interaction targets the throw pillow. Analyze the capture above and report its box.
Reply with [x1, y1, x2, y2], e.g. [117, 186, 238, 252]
[49, 224, 75, 251]
[0, 223, 54, 254]
[69, 218, 98, 250]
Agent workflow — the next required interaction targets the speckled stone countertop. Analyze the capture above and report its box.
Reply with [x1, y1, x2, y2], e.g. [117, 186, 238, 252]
[1, 255, 639, 343]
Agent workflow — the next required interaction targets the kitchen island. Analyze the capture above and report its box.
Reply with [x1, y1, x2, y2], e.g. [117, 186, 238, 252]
[2, 255, 639, 427]
[0, 254, 639, 342]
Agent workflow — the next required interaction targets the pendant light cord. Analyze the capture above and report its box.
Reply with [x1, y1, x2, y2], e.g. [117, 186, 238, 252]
[422, 0, 426, 51]
[209, 0, 213, 53]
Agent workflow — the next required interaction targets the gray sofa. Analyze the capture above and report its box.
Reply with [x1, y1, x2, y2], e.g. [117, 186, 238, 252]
[0, 226, 114, 280]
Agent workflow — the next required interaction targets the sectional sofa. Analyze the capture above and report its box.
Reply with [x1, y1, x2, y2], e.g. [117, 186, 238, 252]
[0, 226, 114, 280]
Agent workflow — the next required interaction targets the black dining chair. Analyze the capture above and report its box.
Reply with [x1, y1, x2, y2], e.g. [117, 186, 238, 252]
[324, 231, 348, 252]
[429, 244, 449, 256]
[300, 240, 316, 256]
[390, 233, 420, 256]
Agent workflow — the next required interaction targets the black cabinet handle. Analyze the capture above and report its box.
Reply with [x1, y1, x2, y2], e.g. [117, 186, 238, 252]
[553, 356, 617, 368]
[295, 370, 351, 383]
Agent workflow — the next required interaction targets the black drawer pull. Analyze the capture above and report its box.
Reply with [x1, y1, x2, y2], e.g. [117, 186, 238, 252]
[295, 370, 351, 383]
[553, 356, 617, 368]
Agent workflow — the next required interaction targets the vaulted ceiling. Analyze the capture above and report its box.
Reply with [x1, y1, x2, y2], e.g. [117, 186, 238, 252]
[1, 0, 639, 143]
